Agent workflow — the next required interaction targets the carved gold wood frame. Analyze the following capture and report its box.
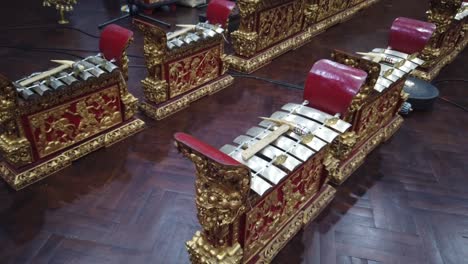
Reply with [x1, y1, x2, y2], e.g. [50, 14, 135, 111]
[134, 20, 234, 120]
[0, 118, 145, 190]
[412, 32, 468, 80]
[0, 72, 144, 190]
[325, 51, 406, 185]
[185, 184, 336, 264]
[330, 115, 404, 185]
[227, 0, 380, 73]
[180, 134, 340, 264]
[412, 0, 467, 80]
[140, 75, 234, 120]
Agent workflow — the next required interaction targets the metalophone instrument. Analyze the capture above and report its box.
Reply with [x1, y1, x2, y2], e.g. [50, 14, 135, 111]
[174, 54, 386, 263]
[0, 25, 144, 190]
[173, 17, 439, 262]
[134, 0, 235, 120]
[226, 0, 382, 73]
[175, 101, 351, 264]
[323, 17, 436, 185]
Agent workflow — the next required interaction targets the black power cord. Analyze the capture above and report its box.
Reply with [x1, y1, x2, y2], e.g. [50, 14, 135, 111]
[0, 25, 144, 59]
[0, 25, 100, 38]
[0, 46, 84, 59]
[0, 45, 144, 59]
[432, 79, 468, 86]
[229, 72, 303, 90]
[438, 96, 468, 112]
[124, 68, 305, 90]
[432, 79, 468, 112]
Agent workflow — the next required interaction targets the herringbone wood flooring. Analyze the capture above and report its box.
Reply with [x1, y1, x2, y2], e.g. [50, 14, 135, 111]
[0, 0, 467, 263]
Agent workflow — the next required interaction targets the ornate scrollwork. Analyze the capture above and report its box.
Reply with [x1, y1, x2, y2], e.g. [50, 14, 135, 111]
[231, 31, 259, 58]
[304, 4, 320, 25]
[117, 75, 139, 121]
[330, 131, 358, 161]
[186, 231, 244, 264]
[427, 0, 462, 34]
[420, 0, 465, 69]
[232, 0, 306, 57]
[419, 40, 442, 67]
[0, 75, 33, 167]
[175, 141, 250, 248]
[228, 0, 379, 72]
[168, 47, 221, 98]
[315, 0, 350, 22]
[236, 0, 261, 32]
[256, 1, 306, 51]
[134, 20, 169, 103]
[120, 36, 134, 81]
[230, 0, 262, 58]
[323, 152, 340, 176]
[27, 85, 123, 158]
[135, 19, 229, 116]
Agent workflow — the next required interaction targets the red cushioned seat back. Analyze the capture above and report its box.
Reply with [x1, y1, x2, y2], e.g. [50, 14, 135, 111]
[99, 24, 134, 66]
[206, 0, 236, 28]
[304, 59, 367, 117]
[388, 17, 436, 54]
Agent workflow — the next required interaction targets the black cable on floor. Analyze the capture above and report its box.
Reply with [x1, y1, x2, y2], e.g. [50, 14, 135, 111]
[32, 47, 144, 59]
[0, 25, 145, 58]
[126, 68, 305, 89]
[431, 79, 468, 112]
[438, 97, 468, 112]
[0, 45, 144, 59]
[432, 79, 468, 86]
[0, 25, 100, 38]
[129, 65, 147, 68]
[0, 46, 84, 59]
[229, 72, 303, 90]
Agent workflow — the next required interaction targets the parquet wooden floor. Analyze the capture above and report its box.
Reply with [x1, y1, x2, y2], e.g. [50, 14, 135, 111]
[0, 0, 467, 263]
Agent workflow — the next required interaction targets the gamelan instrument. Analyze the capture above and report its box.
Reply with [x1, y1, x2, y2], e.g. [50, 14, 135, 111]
[412, 0, 468, 80]
[0, 25, 144, 190]
[134, 0, 235, 120]
[320, 17, 436, 185]
[174, 55, 383, 263]
[174, 16, 441, 262]
[226, 0, 382, 73]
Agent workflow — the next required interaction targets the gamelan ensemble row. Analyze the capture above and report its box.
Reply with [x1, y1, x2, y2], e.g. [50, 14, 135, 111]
[174, 15, 439, 263]
[0, 0, 466, 263]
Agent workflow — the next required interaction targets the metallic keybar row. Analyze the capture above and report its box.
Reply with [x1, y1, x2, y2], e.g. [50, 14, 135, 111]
[166, 22, 225, 50]
[13, 54, 118, 100]
[220, 103, 351, 196]
[362, 48, 425, 92]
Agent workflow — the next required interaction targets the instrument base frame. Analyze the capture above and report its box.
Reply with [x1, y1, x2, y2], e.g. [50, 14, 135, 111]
[330, 115, 404, 185]
[412, 33, 468, 81]
[0, 118, 145, 190]
[140, 74, 234, 120]
[226, 0, 380, 73]
[185, 184, 336, 264]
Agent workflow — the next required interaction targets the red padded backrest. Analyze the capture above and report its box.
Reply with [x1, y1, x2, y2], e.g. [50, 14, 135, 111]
[206, 0, 236, 27]
[388, 17, 436, 54]
[99, 24, 134, 65]
[304, 59, 367, 117]
[174, 132, 241, 166]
